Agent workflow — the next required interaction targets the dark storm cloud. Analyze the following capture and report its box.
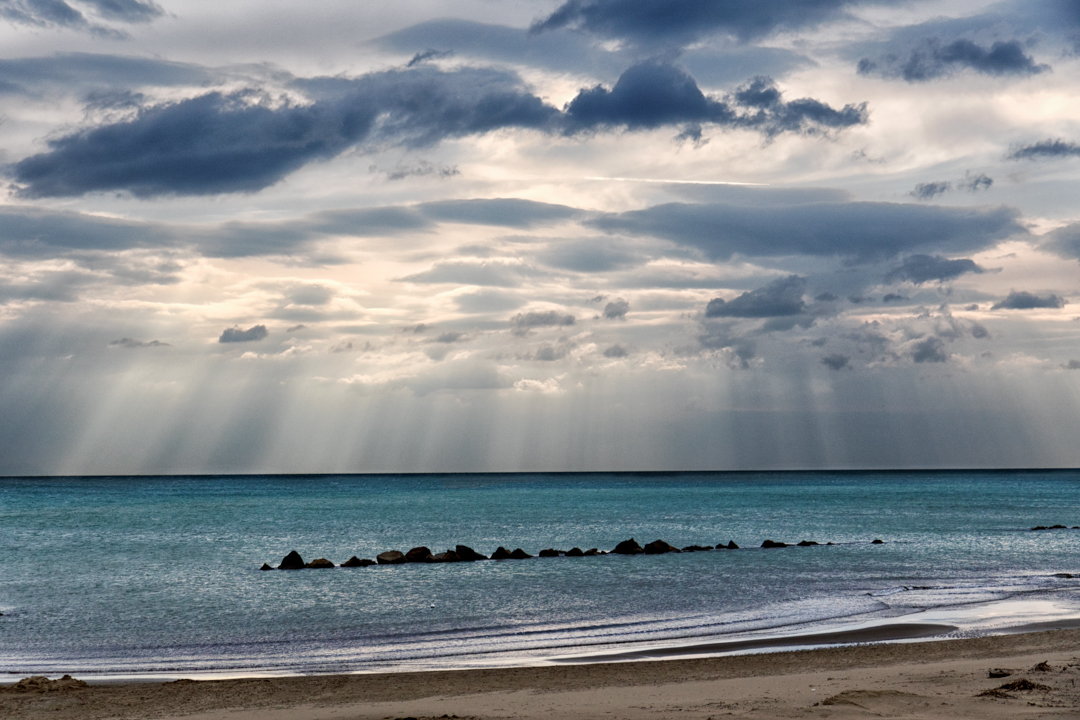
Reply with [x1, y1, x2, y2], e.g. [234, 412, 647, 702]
[910, 181, 950, 200]
[0, 53, 210, 97]
[531, 0, 875, 45]
[563, 65, 867, 136]
[591, 200, 1022, 262]
[857, 39, 1047, 82]
[0, 0, 161, 32]
[603, 343, 628, 357]
[603, 298, 630, 319]
[910, 336, 947, 363]
[885, 255, 984, 284]
[108, 337, 169, 348]
[991, 291, 1066, 310]
[1008, 139, 1080, 160]
[706, 275, 806, 318]
[0, 205, 170, 256]
[219, 325, 269, 343]
[9, 62, 867, 198]
[1044, 222, 1080, 259]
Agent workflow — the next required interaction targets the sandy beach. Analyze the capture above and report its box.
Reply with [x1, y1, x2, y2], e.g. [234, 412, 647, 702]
[5, 627, 1080, 720]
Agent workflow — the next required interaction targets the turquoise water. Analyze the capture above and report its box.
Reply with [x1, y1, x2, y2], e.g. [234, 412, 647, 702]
[1, 471, 1079, 678]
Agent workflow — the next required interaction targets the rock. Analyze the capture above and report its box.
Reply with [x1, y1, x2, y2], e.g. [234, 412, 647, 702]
[717, 541, 739, 549]
[565, 547, 584, 557]
[797, 540, 819, 547]
[278, 550, 305, 570]
[491, 546, 512, 560]
[1054, 573, 1074, 578]
[988, 668, 1012, 678]
[430, 550, 461, 562]
[761, 540, 788, 548]
[612, 538, 644, 555]
[1032, 525, 1067, 531]
[871, 538, 884, 544]
[260, 563, 274, 571]
[509, 548, 532, 559]
[376, 550, 406, 565]
[305, 558, 334, 569]
[455, 545, 488, 561]
[1031, 661, 1053, 672]
[406, 546, 433, 563]
[826, 542, 834, 545]
[3, 675, 88, 693]
[643, 539, 680, 554]
[681, 545, 712, 552]
[583, 548, 600, 556]
[538, 548, 562, 557]
[341, 556, 375, 567]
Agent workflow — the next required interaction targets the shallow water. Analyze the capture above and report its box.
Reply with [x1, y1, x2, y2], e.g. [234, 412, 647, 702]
[1, 470, 1079, 678]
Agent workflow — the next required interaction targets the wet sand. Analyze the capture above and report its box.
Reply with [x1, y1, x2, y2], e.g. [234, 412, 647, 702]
[4, 627, 1080, 719]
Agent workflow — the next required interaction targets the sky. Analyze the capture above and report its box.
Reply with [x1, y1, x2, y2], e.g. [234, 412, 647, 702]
[2, 0, 1080, 475]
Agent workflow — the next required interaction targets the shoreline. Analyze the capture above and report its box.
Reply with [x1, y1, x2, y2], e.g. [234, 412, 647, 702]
[5, 627, 1080, 719]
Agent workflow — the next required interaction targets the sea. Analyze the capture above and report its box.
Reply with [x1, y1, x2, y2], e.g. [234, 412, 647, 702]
[2, 470, 1080, 681]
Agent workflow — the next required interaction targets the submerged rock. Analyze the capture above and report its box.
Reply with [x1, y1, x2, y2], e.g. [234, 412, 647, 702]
[797, 540, 820, 547]
[340, 556, 375, 567]
[643, 539, 680, 554]
[491, 546, 513, 560]
[455, 545, 487, 561]
[612, 538, 644, 555]
[583, 548, 600, 556]
[681, 545, 712, 552]
[510, 548, 533, 559]
[278, 550, 305, 570]
[260, 563, 274, 571]
[305, 558, 334, 569]
[760, 540, 788, 549]
[565, 547, 584, 557]
[376, 550, 406, 565]
[405, 546, 433, 563]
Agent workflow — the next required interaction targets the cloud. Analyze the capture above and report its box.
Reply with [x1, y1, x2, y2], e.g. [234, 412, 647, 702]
[510, 310, 575, 335]
[910, 336, 947, 363]
[603, 344, 628, 357]
[858, 39, 1048, 81]
[1008, 139, 1080, 160]
[959, 173, 993, 192]
[706, 275, 806, 318]
[400, 261, 528, 287]
[885, 254, 983, 284]
[1063, 359, 1080, 370]
[531, 0, 872, 45]
[0, 53, 210, 97]
[219, 325, 269, 343]
[108, 337, 169, 348]
[0, 0, 162, 33]
[563, 64, 867, 137]
[593, 198, 1022, 262]
[603, 298, 629, 319]
[991, 291, 1066, 310]
[910, 181, 950, 200]
[8, 62, 867, 197]
[821, 353, 850, 370]
[418, 198, 579, 228]
[539, 238, 646, 273]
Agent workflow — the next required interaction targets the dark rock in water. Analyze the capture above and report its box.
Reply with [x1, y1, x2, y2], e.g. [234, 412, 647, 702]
[797, 540, 819, 547]
[761, 539, 788, 548]
[716, 541, 739, 549]
[406, 546, 433, 563]
[279, 550, 305, 570]
[260, 563, 274, 571]
[455, 545, 488, 561]
[871, 538, 884, 544]
[341, 556, 375, 567]
[510, 548, 532, 559]
[538, 548, 562, 557]
[491, 546, 512, 560]
[583, 548, 600, 556]
[612, 538, 644, 555]
[644, 539, 680, 554]
[1054, 572, 1074, 578]
[306, 558, 334, 569]
[566, 547, 584, 557]
[681, 545, 712, 552]
[1032, 525, 1067, 531]
[826, 542, 834, 545]
[376, 550, 406, 565]
[988, 668, 1012, 678]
